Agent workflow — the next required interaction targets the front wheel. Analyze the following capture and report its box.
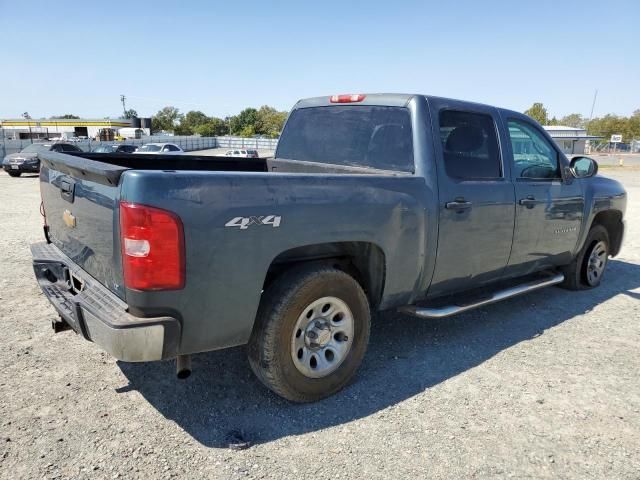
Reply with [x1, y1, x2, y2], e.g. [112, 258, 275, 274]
[8, 171, 21, 177]
[560, 224, 610, 290]
[248, 265, 370, 402]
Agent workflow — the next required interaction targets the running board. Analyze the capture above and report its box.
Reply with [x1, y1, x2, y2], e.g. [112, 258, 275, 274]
[399, 273, 565, 319]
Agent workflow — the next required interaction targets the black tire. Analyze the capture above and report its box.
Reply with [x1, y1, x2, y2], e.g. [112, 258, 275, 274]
[248, 265, 370, 402]
[559, 224, 610, 290]
[8, 171, 21, 177]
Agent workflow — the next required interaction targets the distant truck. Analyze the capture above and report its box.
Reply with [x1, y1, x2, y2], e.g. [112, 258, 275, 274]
[117, 128, 144, 139]
[31, 93, 626, 402]
[61, 132, 76, 141]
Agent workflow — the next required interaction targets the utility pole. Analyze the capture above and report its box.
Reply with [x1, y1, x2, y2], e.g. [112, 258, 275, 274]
[586, 89, 598, 152]
[22, 112, 33, 144]
[120, 94, 127, 117]
[588, 89, 598, 126]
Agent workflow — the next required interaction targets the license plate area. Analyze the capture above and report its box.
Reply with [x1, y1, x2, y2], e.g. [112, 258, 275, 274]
[11, 165, 19, 170]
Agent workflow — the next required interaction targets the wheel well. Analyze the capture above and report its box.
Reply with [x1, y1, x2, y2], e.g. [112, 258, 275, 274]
[592, 210, 624, 256]
[263, 242, 386, 308]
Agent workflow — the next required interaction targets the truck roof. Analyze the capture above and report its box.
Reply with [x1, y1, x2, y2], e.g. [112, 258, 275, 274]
[293, 93, 522, 118]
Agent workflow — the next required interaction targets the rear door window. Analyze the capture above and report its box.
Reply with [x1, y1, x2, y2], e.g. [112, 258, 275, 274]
[276, 105, 414, 172]
[439, 110, 501, 179]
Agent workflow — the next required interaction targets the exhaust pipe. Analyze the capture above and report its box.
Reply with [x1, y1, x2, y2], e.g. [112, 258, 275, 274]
[52, 316, 72, 333]
[176, 355, 192, 379]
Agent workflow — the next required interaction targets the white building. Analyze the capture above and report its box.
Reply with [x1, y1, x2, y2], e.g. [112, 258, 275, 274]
[543, 125, 601, 155]
[0, 118, 151, 140]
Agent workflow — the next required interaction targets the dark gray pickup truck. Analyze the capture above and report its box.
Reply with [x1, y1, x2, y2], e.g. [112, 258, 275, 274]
[32, 93, 626, 402]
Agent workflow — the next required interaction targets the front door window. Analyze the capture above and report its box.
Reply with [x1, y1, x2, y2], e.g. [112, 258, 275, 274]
[508, 120, 560, 180]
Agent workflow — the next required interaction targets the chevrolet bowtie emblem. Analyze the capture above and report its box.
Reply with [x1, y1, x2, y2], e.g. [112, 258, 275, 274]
[63, 209, 76, 228]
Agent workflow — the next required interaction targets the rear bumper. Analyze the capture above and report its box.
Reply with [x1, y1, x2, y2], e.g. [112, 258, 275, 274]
[31, 242, 181, 362]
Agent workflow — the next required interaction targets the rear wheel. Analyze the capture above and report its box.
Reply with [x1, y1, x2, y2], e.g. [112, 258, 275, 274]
[8, 171, 21, 177]
[248, 265, 370, 402]
[560, 224, 610, 290]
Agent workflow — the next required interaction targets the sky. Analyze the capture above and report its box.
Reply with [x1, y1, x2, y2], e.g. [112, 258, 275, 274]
[1, 0, 638, 120]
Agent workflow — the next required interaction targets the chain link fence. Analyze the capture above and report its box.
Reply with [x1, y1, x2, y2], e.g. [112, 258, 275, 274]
[0, 133, 278, 158]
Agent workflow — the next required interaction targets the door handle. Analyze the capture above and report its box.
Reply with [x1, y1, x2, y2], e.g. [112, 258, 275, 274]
[519, 196, 536, 208]
[445, 200, 472, 211]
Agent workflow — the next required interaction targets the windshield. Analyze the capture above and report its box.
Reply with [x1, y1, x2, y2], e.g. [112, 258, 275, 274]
[138, 144, 162, 152]
[276, 105, 414, 172]
[21, 144, 51, 153]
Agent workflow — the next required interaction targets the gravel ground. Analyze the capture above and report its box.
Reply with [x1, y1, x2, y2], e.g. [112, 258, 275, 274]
[0, 168, 638, 479]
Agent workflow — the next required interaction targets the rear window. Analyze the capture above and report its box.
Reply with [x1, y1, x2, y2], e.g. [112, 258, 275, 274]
[276, 105, 414, 172]
[139, 144, 162, 152]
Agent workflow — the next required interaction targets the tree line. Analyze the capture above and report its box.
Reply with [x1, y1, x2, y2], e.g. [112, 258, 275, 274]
[524, 102, 640, 143]
[150, 106, 288, 138]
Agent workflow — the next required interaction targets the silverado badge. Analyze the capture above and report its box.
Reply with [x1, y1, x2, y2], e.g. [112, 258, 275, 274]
[63, 209, 76, 228]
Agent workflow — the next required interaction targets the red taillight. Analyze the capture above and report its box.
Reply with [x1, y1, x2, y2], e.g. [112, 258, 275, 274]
[119, 202, 185, 291]
[330, 94, 366, 103]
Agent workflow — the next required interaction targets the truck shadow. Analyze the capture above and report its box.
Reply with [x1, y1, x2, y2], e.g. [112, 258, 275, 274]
[117, 259, 640, 448]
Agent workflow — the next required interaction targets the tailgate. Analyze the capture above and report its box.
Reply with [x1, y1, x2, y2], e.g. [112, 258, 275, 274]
[39, 152, 128, 299]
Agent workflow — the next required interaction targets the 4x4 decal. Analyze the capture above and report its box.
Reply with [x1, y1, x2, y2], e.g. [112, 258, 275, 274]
[225, 215, 282, 230]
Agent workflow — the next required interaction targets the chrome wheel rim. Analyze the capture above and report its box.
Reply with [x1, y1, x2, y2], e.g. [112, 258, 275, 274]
[586, 240, 608, 285]
[291, 296, 354, 378]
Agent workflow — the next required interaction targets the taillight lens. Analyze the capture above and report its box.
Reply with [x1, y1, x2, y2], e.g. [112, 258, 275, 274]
[330, 94, 365, 103]
[119, 202, 185, 290]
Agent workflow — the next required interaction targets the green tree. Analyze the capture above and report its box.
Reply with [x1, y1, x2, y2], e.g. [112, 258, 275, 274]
[239, 125, 256, 137]
[194, 118, 228, 137]
[151, 106, 182, 133]
[524, 103, 549, 125]
[587, 114, 627, 141]
[173, 123, 193, 135]
[229, 108, 258, 135]
[255, 105, 287, 137]
[559, 113, 585, 128]
[51, 114, 80, 119]
[122, 109, 138, 119]
[175, 110, 212, 135]
[625, 109, 640, 141]
[181, 110, 210, 130]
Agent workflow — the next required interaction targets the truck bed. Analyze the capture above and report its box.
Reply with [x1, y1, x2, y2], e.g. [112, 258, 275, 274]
[58, 152, 406, 186]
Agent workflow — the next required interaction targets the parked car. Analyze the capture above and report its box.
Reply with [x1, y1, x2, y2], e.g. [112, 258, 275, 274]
[2, 142, 82, 177]
[31, 93, 626, 402]
[133, 143, 184, 155]
[92, 144, 138, 154]
[225, 149, 259, 158]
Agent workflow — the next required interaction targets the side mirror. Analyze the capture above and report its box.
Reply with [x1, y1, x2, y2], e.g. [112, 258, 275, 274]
[570, 156, 598, 179]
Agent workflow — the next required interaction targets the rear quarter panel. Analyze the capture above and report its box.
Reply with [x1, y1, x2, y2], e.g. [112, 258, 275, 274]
[120, 170, 432, 354]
